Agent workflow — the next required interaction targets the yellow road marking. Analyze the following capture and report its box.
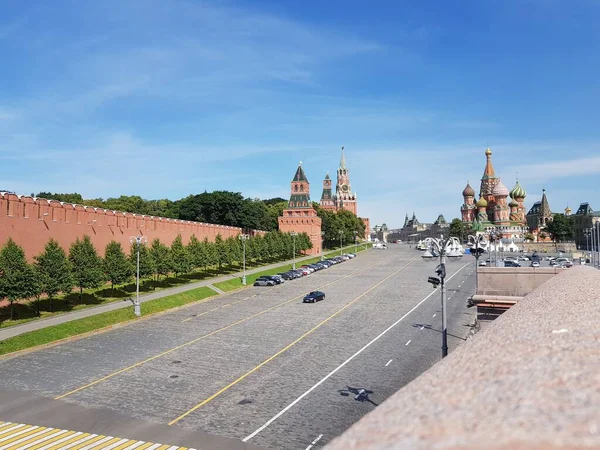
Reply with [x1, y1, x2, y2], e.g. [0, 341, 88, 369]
[29, 430, 82, 449]
[0, 426, 45, 445]
[5, 427, 60, 449]
[168, 257, 417, 425]
[112, 439, 138, 449]
[222, 304, 231, 308]
[0, 424, 26, 438]
[180, 307, 219, 323]
[69, 434, 104, 449]
[0, 422, 17, 433]
[56, 256, 393, 400]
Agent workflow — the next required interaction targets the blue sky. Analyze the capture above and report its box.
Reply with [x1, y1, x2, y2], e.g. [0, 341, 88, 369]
[1, 0, 599, 227]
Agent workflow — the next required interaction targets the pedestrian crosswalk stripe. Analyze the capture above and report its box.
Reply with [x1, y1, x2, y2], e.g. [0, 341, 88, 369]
[0, 422, 198, 450]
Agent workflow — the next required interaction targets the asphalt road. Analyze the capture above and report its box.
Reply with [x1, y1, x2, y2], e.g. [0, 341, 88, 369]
[0, 245, 476, 449]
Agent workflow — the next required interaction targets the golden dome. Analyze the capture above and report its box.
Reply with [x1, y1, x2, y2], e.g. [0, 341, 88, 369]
[476, 197, 488, 207]
[485, 147, 492, 156]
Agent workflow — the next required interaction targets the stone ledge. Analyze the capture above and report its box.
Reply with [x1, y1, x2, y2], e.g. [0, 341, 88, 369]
[326, 266, 600, 450]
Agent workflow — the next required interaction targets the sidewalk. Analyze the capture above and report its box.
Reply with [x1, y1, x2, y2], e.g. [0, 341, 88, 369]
[0, 247, 366, 341]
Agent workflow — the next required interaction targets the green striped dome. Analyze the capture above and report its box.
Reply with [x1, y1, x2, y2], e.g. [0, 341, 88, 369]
[510, 180, 527, 199]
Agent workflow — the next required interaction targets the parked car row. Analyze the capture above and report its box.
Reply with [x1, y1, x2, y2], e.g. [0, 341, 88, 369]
[253, 253, 357, 287]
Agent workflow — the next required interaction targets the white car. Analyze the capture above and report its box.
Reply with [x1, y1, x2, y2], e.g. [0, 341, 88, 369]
[478, 260, 487, 267]
[530, 261, 540, 268]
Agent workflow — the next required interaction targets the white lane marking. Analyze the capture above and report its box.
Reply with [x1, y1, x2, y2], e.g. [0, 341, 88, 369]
[433, 314, 436, 317]
[2, 427, 48, 447]
[57, 434, 99, 450]
[19, 429, 69, 449]
[385, 359, 393, 367]
[305, 434, 323, 449]
[37, 431, 85, 450]
[405, 340, 411, 346]
[79, 436, 115, 450]
[552, 329, 568, 334]
[242, 262, 470, 442]
[420, 326, 424, 330]
[0, 425, 39, 443]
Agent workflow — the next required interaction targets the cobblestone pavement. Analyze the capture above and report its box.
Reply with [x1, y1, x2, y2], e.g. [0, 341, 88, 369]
[0, 245, 476, 449]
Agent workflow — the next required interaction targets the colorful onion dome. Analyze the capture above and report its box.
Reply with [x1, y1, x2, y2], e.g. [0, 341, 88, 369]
[509, 199, 519, 207]
[476, 196, 488, 207]
[462, 182, 475, 197]
[492, 179, 509, 197]
[509, 180, 527, 199]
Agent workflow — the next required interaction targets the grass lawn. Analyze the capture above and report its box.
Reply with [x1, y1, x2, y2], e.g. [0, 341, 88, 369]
[214, 243, 372, 292]
[0, 287, 216, 357]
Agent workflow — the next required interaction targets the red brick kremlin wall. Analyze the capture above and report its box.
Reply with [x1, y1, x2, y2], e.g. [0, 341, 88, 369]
[0, 193, 248, 260]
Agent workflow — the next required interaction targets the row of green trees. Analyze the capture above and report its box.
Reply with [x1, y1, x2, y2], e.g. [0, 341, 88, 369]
[315, 205, 367, 248]
[0, 231, 311, 320]
[36, 191, 289, 232]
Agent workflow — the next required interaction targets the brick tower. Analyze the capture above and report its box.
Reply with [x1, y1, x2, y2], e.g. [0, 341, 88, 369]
[335, 147, 357, 215]
[320, 173, 336, 211]
[278, 162, 322, 255]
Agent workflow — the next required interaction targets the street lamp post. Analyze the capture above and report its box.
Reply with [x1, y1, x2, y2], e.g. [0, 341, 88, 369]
[467, 234, 486, 292]
[239, 234, 249, 285]
[354, 231, 358, 254]
[129, 235, 147, 317]
[421, 236, 463, 358]
[291, 232, 298, 269]
[585, 229, 590, 263]
[339, 230, 344, 255]
[321, 231, 325, 261]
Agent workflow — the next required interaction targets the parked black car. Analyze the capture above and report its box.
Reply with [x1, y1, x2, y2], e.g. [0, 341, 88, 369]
[303, 291, 326, 303]
[265, 275, 283, 284]
[278, 272, 294, 280]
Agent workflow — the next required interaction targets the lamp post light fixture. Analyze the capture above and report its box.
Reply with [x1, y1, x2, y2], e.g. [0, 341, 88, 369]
[584, 228, 590, 263]
[339, 230, 344, 255]
[421, 236, 463, 358]
[239, 234, 250, 285]
[291, 232, 298, 270]
[467, 234, 486, 292]
[129, 235, 148, 317]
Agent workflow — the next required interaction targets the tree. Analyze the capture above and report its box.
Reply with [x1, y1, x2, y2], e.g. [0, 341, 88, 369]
[187, 234, 206, 271]
[0, 239, 38, 319]
[214, 234, 229, 271]
[149, 239, 171, 283]
[449, 218, 469, 242]
[226, 236, 242, 267]
[203, 238, 218, 272]
[129, 241, 155, 287]
[170, 235, 192, 278]
[546, 214, 575, 245]
[69, 235, 105, 303]
[103, 241, 133, 295]
[35, 239, 73, 313]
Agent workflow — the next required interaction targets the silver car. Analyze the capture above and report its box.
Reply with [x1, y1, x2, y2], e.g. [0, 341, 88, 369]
[254, 277, 275, 286]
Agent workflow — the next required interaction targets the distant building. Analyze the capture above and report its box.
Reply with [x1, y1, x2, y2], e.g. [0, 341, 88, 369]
[526, 189, 554, 241]
[460, 148, 527, 240]
[572, 202, 600, 250]
[278, 163, 322, 255]
[319, 147, 370, 239]
[320, 147, 357, 216]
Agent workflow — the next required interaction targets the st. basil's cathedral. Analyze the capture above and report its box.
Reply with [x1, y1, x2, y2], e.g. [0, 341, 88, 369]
[461, 148, 529, 239]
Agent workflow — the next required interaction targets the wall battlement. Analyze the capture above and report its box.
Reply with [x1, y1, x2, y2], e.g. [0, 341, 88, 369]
[0, 192, 249, 259]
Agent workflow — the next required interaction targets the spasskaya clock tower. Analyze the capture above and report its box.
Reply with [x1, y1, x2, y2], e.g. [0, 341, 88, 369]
[335, 146, 357, 215]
